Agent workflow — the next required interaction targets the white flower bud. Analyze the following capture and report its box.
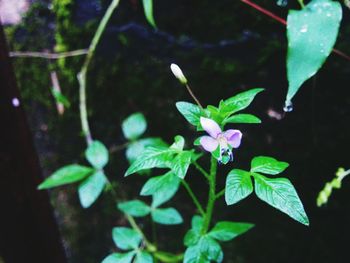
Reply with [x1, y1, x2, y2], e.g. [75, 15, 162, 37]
[170, 63, 187, 84]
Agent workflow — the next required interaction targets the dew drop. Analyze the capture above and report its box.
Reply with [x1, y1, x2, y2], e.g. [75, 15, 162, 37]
[283, 100, 293, 112]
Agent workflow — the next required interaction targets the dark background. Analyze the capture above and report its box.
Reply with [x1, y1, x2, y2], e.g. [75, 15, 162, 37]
[3, 0, 350, 262]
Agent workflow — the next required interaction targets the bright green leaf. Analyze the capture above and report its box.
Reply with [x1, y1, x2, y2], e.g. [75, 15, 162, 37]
[118, 200, 151, 217]
[85, 140, 109, 169]
[171, 151, 192, 179]
[38, 164, 93, 190]
[184, 236, 223, 263]
[78, 171, 106, 208]
[286, 0, 342, 106]
[135, 251, 153, 263]
[122, 113, 147, 140]
[102, 252, 135, 263]
[151, 207, 183, 225]
[142, 0, 157, 28]
[251, 156, 289, 175]
[191, 215, 204, 233]
[184, 229, 201, 247]
[112, 227, 142, 250]
[176, 102, 202, 128]
[126, 138, 167, 163]
[253, 173, 309, 225]
[223, 114, 261, 124]
[225, 169, 253, 205]
[208, 221, 254, 242]
[170, 135, 185, 151]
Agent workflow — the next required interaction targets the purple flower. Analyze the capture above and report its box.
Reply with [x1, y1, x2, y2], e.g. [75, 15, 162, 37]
[199, 117, 242, 162]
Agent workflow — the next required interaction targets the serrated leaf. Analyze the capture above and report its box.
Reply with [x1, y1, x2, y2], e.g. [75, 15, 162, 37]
[176, 102, 202, 127]
[118, 200, 151, 217]
[142, 0, 157, 28]
[251, 156, 289, 175]
[38, 164, 93, 189]
[102, 252, 135, 263]
[223, 114, 261, 124]
[225, 169, 253, 205]
[78, 170, 106, 208]
[140, 171, 180, 207]
[286, 0, 342, 105]
[253, 173, 309, 225]
[171, 151, 192, 179]
[135, 251, 153, 263]
[122, 113, 147, 140]
[208, 221, 254, 242]
[126, 138, 168, 163]
[112, 227, 142, 250]
[85, 140, 109, 169]
[151, 207, 183, 225]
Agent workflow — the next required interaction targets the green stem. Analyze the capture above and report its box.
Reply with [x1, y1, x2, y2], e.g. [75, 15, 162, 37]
[193, 161, 210, 180]
[215, 189, 225, 200]
[181, 180, 205, 216]
[298, 0, 305, 8]
[201, 156, 217, 234]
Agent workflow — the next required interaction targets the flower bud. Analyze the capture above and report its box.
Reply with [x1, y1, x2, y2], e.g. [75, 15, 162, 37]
[170, 63, 187, 84]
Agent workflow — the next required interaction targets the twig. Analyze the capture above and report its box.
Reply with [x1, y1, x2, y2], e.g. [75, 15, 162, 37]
[181, 180, 205, 216]
[9, 49, 88, 59]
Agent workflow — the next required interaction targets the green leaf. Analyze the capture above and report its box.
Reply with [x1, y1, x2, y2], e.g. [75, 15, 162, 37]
[208, 221, 254, 242]
[184, 229, 201, 247]
[171, 151, 192, 179]
[122, 113, 147, 140]
[112, 227, 142, 250]
[118, 200, 151, 217]
[78, 171, 107, 208]
[38, 164, 93, 189]
[225, 169, 253, 205]
[140, 172, 180, 207]
[125, 146, 175, 176]
[191, 215, 204, 233]
[52, 89, 70, 108]
[286, 0, 342, 105]
[253, 174, 309, 225]
[85, 140, 109, 169]
[176, 102, 202, 128]
[221, 88, 264, 115]
[135, 251, 153, 263]
[151, 207, 183, 225]
[142, 0, 157, 28]
[184, 236, 223, 263]
[223, 114, 261, 124]
[170, 135, 185, 151]
[126, 138, 168, 163]
[251, 156, 289, 175]
[102, 252, 135, 263]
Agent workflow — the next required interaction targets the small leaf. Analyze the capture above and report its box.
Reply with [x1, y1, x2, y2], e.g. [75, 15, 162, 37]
[85, 140, 109, 169]
[253, 173, 309, 225]
[184, 229, 201, 247]
[171, 151, 192, 179]
[151, 207, 183, 225]
[126, 138, 168, 163]
[112, 227, 142, 250]
[223, 114, 261, 124]
[225, 169, 253, 205]
[208, 221, 254, 242]
[142, 0, 157, 28]
[38, 164, 93, 190]
[102, 252, 135, 263]
[286, 0, 342, 105]
[176, 102, 202, 128]
[191, 215, 204, 233]
[122, 113, 147, 140]
[184, 236, 223, 263]
[118, 200, 151, 217]
[135, 251, 153, 263]
[170, 135, 185, 151]
[78, 171, 107, 208]
[251, 156, 289, 175]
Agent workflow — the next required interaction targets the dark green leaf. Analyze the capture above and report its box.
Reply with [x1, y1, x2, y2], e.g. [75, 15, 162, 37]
[122, 113, 147, 140]
[286, 0, 342, 106]
[78, 171, 106, 208]
[135, 251, 153, 263]
[208, 221, 254, 241]
[126, 138, 168, 163]
[85, 140, 109, 169]
[223, 114, 261, 124]
[142, 0, 157, 28]
[225, 169, 253, 205]
[176, 102, 202, 127]
[118, 200, 151, 217]
[151, 207, 183, 225]
[253, 173, 309, 225]
[112, 227, 142, 250]
[38, 164, 93, 190]
[251, 156, 289, 175]
[102, 252, 135, 263]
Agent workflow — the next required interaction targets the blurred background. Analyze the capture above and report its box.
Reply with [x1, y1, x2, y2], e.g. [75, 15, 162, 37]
[1, 0, 350, 262]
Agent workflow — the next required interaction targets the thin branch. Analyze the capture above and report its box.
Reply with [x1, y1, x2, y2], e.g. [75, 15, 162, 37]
[181, 180, 205, 216]
[185, 83, 203, 109]
[193, 161, 210, 180]
[215, 189, 225, 200]
[9, 49, 88, 59]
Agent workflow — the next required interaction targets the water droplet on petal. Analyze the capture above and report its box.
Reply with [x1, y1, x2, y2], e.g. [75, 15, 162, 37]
[283, 100, 293, 112]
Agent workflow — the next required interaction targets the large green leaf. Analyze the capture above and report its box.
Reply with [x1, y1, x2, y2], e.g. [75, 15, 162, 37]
[223, 114, 261, 125]
[85, 140, 109, 169]
[251, 156, 289, 175]
[135, 251, 153, 263]
[176, 101, 202, 128]
[151, 207, 183, 225]
[118, 200, 151, 217]
[102, 252, 135, 263]
[208, 221, 254, 242]
[286, 0, 342, 107]
[122, 113, 147, 140]
[142, 0, 157, 28]
[38, 164, 93, 189]
[253, 174, 309, 225]
[78, 171, 107, 208]
[225, 169, 253, 205]
[126, 138, 167, 163]
[112, 227, 142, 250]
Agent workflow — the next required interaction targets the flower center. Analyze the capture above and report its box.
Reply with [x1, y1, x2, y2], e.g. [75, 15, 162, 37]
[217, 134, 228, 148]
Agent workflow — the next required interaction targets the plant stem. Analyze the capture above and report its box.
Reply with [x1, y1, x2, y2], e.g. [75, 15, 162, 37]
[181, 180, 205, 216]
[9, 49, 88, 59]
[298, 0, 305, 8]
[193, 161, 210, 180]
[201, 156, 217, 234]
[185, 83, 203, 109]
[215, 189, 225, 200]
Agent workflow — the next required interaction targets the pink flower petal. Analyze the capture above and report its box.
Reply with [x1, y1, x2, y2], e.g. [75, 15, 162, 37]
[200, 117, 221, 138]
[200, 136, 219, 152]
[223, 129, 242, 148]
